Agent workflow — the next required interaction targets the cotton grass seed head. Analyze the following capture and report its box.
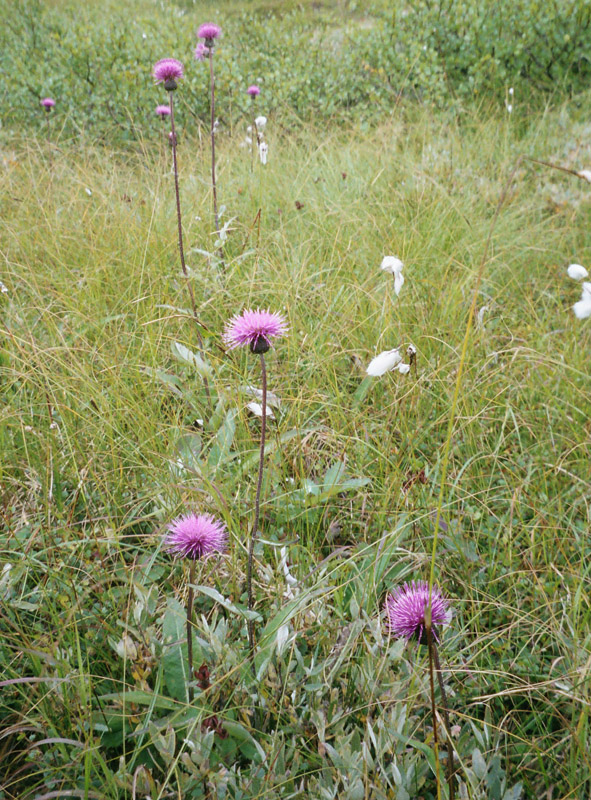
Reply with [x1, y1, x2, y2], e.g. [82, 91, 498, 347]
[573, 282, 591, 319]
[165, 513, 227, 561]
[385, 581, 451, 644]
[577, 170, 591, 184]
[380, 256, 404, 295]
[567, 263, 589, 281]
[224, 309, 288, 354]
[366, 348, 402, 376]
[153, 58, 184, 90]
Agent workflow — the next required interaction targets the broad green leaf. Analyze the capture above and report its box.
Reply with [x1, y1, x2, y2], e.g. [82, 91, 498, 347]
[171, 341, 212, 377]
[162, 597, 190, 704]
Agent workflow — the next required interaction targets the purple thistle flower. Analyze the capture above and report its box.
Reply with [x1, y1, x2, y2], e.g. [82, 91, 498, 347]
[41, 98, 55, 108]
[247, 84, 261, 97]
[156, 104, 171, 117]
[153, 58, 184, 89]
[198, 22, 221, 41]
[385, 581, 451, 644]
[165, 513, 227, 561]
[194, 42, 210, 61]
[223, 309, 288, 354]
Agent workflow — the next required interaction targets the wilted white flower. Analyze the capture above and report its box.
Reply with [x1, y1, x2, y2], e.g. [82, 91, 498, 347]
[577, 170, 591, 183]
[567, 263, 589, 281]
[573, 282, 591, 319]
[366, 348, 402, 376]
[247, 401, 275, 419]
[116, 633, 138, 660]
[259, 141, 268, 165]
[397, 363, 411, 374]
[380, 256, 404, 295]
[254, 115, 267, 131]
[276, 624, 291, 657]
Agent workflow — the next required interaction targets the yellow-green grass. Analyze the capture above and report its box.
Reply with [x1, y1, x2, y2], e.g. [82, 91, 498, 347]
[1, 101, 590, 797]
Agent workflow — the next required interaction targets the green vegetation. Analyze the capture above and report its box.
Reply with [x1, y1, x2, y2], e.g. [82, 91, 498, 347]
[2, 0, 591, 142]
[1, 0, 591, 798]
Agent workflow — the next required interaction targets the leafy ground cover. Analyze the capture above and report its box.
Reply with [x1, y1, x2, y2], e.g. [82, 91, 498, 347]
[1, 1, 591, 798]
[2, 0, 591, 142]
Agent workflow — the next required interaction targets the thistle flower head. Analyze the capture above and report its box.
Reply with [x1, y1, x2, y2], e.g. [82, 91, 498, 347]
[198, 22, 221, 41]
[153, 58, 184, 89]
[385, 581, 451, 643]
[247, 84, 261, 97]
[41, 97, 55, 109]
[156, 104, 171, 117]
[224, 308, 288, 353]
[165, 513, 227, 561]
[194, 42, 210, 61]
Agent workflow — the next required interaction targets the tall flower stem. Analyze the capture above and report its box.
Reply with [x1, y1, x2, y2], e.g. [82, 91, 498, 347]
[427, 624, 455, 800]
[169, 91, 213, 415]
[187, 559, 196, 703]
[247, 352, 267, 665]
[426, 625, 443, 800]
[207, 48, 224, 263]
[433, 640, 455, 798]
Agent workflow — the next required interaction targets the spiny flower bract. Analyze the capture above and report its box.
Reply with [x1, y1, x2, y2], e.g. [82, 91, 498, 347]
[223, 309, 288, 351]
[385, 581, 451, 643]
[153, 58, 184, 84]
[165, 513, 227, 561]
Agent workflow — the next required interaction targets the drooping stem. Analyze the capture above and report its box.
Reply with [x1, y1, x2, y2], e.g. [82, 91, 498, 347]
[208, 48, 223, 261]
[187, 559, 195, 703]
[247, 352, 267, 664]
[432, 639, 455, 800]
[169, 91, 213, 414]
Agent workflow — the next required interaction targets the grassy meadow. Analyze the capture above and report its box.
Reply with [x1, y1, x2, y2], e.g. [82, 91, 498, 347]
[1, 1, 591, 798]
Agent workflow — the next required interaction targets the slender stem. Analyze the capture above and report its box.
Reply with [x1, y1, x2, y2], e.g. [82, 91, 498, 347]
[169, 91, 213, 415]
[187, 559, 195, 703]
[433, 640, 455, 800]
[208, 48, 224, 264]
[426, 625, 443, 800]
[247, 353, 267, 664]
